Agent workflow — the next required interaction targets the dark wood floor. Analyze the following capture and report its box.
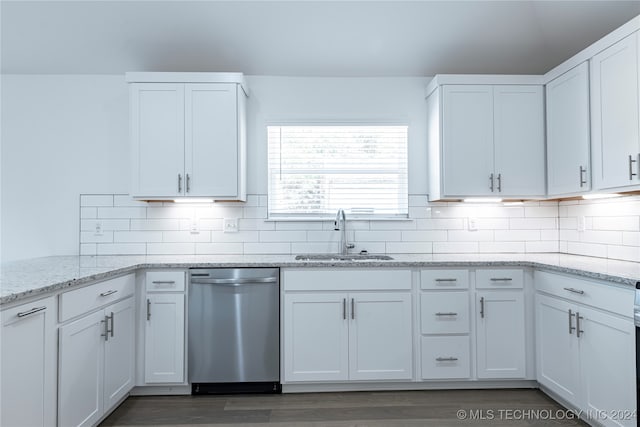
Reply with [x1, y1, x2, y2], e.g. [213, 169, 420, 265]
[100, 389, 588, 426]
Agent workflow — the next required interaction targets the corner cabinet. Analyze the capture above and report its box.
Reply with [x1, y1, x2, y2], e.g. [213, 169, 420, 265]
[426, 77, 545, 200]
[546, 62, 591, 196]
[282, 269, 413, 383]
[127, 73, 247, 201]
[590, 31, 640, 191]
[535, 271, 636, 427]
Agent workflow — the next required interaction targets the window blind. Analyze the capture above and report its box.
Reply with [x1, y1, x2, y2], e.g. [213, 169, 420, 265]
[267, 125, 409, 218]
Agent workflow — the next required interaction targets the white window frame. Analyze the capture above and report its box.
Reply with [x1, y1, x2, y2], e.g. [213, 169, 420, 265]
[267, 122, 409, 220]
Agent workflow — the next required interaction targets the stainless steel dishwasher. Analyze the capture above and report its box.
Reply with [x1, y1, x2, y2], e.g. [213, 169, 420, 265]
[188, 268, 280, 394]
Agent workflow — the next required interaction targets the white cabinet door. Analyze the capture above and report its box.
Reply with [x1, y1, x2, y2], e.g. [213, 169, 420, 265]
[476, 291, 526, 379]
[130, 83, 185, 198]
[0, 297, 56, 427]
[535, 294, 581, 407]
[591, 32, 640, 190]
[579, 306, 636, 427]
[546, 62, 591, 196]
[283, 293, 349, 382]
[442, 85, 494, 196]
[185, 83, 239, 197]
[144, 293, 185, 383]
[103, 297, 135, 411]
[349, 292, 413, 381]
[59, 310, 105, 427]
[493, 85, 545, 196]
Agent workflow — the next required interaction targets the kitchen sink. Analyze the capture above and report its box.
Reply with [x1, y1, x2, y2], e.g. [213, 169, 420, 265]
[294, 254, 394, 261]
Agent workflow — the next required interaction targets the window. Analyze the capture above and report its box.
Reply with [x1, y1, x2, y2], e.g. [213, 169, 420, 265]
[267, 125, 408, 219]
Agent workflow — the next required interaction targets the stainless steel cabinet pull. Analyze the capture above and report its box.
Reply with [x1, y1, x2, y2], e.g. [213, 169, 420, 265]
[629, 155, 637, 180]
[579, 166, 587, 187]
[563, 287, 584, 295]
[101, 317, 109, 341]
[146, 299, 151, 321]
[109, 312, 114, 337]
[435, 278, 456, 283]
[568, 309, 576, 334]
[576, 312, 584, 337]
[480, 297, 485, 319]
[351, 298, 355, 320]
[490, 277, 513, 282]
[178, 173, 183, 193]
[186, 174, 191, 193]
[436, 357, 459, 362]
[489, 173, 494, 192]
[17, 306, 46, 318]
[99, 290, 118, 297]
[342, 298, 347, 320]
[435, 312, 458, 316]
[193, 277, 277, 285]
[152, 280, 176, 285]
[497, 173, 502, 192]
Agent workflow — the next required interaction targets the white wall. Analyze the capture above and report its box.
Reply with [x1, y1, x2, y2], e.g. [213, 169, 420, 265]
[1, 75, 129, 262]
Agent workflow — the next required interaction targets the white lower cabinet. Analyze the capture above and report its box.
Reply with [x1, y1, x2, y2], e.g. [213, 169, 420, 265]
[59, 296, 135, 427]
[283, 291, 412, 382]
[1, 296, 57, 427]
[536, 292, 636, 427]
[144, 293, 185, 383]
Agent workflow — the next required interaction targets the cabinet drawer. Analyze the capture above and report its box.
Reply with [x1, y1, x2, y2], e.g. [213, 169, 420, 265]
[146, 271, 185, 292]
[421, 270, 469, 289]
[535, 270, 634, 317]
[283, 269, 411, 291]
[476, 269, 523, 289]
[421, 336, 470, 380]
[59, 274, 135, 322]
[420, 292, 470, 334]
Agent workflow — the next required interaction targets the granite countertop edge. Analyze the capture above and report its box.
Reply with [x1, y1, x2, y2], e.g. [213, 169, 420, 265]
[2, 254, 639, 306]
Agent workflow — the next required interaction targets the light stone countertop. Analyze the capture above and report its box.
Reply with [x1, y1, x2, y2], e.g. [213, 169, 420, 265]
[1, 253, 639, 306]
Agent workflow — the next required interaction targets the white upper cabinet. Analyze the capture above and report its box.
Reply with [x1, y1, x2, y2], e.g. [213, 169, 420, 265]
[128, 73, 247, 201]
[546, 62, 591, 196]
[427, 77, 545, 200]
[590, 31, 640, 191]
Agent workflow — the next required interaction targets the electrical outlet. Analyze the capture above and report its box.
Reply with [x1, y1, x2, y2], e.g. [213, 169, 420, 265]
[190, 219, 199, 234]
[577, 216, 586, 232]
[468, 217, 478, 231]
[223, 218, 239, 233]
[94, 221, 103, 236]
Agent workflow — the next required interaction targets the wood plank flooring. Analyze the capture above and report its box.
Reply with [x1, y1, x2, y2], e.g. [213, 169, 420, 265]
[100, 389, 588, 426]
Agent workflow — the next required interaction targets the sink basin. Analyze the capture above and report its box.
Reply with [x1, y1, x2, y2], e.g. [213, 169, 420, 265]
[295, 254, 394, 261]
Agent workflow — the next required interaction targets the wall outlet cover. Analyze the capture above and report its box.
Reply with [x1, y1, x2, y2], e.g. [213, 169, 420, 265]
[468, 217, 478, 231]
[223, 218, 239, 233]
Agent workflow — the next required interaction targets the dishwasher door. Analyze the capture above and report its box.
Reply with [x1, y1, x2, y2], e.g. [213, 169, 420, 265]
[188, 268, 280, 393]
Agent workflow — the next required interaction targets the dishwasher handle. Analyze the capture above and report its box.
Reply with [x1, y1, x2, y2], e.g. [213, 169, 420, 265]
[191, 277, 277, 286]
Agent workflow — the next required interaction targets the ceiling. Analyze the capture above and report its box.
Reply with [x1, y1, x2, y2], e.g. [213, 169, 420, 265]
[2, 1, 640, 76]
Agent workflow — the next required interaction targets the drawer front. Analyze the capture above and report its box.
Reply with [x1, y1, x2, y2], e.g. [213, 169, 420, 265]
[420, 292, 470, 334]
[421, 270, 469, 290]
[146, 271, 185, 292]
[535, 270, 634, 317]
[421, 336, 471, 380]
[282, 269, 411, 291]
[59, 274, 135, 322]
[476, 269, 523, 289]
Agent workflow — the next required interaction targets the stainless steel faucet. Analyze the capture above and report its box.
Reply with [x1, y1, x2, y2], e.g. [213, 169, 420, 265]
[334, 209, 355, 255]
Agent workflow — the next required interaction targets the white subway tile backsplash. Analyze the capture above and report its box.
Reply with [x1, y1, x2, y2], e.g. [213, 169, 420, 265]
[99, 207, 146, 219]
[386, 242, 433, 254]
[260, 230, 307, 242]
[479, 242, 525, 253]
[78, 193, 639, 262]
[80, 194, 114, 207]
[195, 242, 243, 255]
[147, 243, 195, 255]
[243, 242, 291, 254]
[97, 243, 146, 255]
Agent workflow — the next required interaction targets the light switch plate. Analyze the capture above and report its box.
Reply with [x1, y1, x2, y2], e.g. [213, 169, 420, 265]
[468, 217, 478, 231]
[223, 218, 239, 233]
